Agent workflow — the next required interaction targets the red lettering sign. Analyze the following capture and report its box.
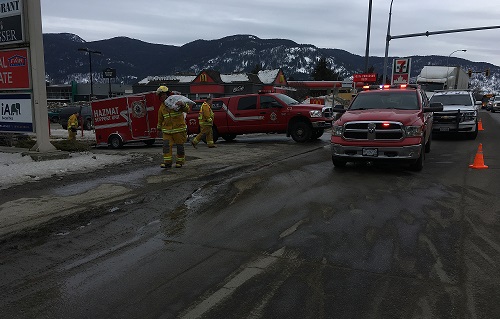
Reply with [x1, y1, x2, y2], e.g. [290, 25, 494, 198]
[353, 73, 377, 83]
[0, 48, 29, 90]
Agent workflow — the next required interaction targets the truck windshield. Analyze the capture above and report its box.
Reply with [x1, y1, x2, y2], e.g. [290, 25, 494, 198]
[430, 95, 472, 106]
[350, 91, 419, 110]
[275, 94, 299, 105]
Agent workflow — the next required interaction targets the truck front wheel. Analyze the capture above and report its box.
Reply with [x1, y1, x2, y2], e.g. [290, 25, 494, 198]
[290, 121, 312, 142]
[332, 157, 347, 168]
[311, 129, 324, 140]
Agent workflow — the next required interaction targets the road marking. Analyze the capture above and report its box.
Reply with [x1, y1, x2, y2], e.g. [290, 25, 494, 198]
[180, 247, 286, 319]
[279, 219, 308, 238]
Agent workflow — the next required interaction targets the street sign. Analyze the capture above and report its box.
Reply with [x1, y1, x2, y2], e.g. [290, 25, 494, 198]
[392, 74, 410, 85]
[103, 67, 116, 78]
[353, 73, 377, 83]
[391, 58, 412, 85]
[0, 48, 30, 90]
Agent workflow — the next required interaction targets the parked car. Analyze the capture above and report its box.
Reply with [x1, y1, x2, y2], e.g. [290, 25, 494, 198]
[490, 96, 500, 112]
[58, 105, 93, 130]
[47, 108, 62, 123]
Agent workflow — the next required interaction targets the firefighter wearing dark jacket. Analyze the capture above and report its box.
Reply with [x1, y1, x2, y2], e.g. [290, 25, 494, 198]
[67, 112, 79, 141]
[191, 97, 216, 148]
[156, 86, 190, 169]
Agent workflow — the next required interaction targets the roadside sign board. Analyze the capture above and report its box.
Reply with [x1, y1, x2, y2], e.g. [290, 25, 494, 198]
[392, 74, 410, 85]
[0, 0, 24, 45]
[353, 73, 377, 83]
[391, 58, 411, 85]
[0, 93, 33, 132]
[0, 48, 30, 90]
[103, 67, 116, 78]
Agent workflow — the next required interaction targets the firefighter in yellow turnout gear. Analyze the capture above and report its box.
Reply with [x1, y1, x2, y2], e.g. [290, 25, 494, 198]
[191, 97, 216, 148]
[67, 111, 79, 141]
[156, 86, 190, 168]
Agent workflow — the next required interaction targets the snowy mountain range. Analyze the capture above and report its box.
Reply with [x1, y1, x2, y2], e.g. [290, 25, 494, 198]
[42, 33, 500, 93]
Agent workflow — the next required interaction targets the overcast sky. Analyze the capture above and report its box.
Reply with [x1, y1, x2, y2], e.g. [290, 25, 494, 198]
[40, 0, 500, 68]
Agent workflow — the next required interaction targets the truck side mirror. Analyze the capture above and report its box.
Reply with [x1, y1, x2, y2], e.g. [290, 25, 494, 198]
[424, 102, 443, 112]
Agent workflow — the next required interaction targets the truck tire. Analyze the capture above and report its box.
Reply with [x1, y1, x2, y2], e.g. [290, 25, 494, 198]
[84, 119, 93, 130]
[310, 129, 324, 140]
[290, 121, 312, 142]
[332, 156, 347, 168]
[108, 135, 123, 149]
[409, 142, 425, 172]
[467, 123, 478, 140]
[425, 132, 432, 153]
[222, 134, 237, 141]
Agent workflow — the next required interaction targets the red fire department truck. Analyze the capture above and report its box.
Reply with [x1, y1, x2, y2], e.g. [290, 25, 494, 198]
[91, 92, 160, 148]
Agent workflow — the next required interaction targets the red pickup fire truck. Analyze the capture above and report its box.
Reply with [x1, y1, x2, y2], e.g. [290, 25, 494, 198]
[187, 92, 334, 142]
[330, 84, 443, 171]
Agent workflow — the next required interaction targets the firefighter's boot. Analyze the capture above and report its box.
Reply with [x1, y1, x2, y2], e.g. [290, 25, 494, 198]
[160, 162, 172, 169]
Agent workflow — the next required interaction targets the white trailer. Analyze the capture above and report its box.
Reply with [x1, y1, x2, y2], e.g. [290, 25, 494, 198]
[416, 66, 469, 97]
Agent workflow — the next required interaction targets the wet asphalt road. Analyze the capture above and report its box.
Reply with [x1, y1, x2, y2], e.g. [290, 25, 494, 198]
[1, 111, 500, 318]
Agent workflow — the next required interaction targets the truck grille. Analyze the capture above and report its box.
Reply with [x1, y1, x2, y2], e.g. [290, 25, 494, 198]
[322, 107, 334, 119]
[434, 110, 474, 124]
[343, 121, 404, 140]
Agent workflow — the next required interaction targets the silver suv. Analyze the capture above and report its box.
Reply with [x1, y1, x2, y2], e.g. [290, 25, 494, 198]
[429, 90, 481, 139]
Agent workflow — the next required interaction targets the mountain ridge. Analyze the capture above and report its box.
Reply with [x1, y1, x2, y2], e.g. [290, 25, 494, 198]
[42, 33, 499, 93]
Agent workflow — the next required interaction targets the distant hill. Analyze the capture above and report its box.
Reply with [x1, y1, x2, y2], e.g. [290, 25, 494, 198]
[42, 33, 500, 93]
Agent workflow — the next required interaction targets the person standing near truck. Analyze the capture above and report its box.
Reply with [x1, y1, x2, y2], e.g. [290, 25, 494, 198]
[67, 111, 79, 141]
[191, 97, 216, 148]
[156, 86, 190, 169]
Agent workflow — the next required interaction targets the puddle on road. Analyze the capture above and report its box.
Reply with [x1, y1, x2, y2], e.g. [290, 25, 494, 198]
[52, 167, 160, 196]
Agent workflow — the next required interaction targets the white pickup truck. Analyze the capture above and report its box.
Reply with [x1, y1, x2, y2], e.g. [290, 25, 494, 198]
[429, 90, 482, 139]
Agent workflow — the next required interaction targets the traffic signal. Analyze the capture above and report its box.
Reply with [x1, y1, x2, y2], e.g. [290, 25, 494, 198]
[468, 69, 472, 77]
[485, 68, 490, 77]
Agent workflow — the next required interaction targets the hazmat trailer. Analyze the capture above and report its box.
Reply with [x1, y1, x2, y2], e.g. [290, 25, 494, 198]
[91, 92, 161, 148]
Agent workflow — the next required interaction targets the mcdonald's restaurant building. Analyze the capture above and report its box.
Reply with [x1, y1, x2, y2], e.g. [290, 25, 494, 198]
[132, 69, 292, 100]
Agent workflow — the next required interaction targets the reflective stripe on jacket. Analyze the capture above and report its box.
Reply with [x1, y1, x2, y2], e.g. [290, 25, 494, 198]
[157, 103, 189, 134]
[198, 102, 214, 126]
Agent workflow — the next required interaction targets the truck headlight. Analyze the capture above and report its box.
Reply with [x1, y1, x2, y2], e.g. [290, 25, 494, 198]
[405, 125, 423, 137]
[461, 111, 476, 122]
[332, 125, 343, 136]
[309, 110, 322, 118]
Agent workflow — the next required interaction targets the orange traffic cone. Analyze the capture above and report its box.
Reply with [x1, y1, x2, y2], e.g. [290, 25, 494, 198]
[478, 118, 484, 131]
[469, 143, 488, 169]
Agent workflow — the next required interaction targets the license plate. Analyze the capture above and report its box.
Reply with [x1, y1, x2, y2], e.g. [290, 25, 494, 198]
[440, 127, 450, 132]
[362, 148, 378, 157]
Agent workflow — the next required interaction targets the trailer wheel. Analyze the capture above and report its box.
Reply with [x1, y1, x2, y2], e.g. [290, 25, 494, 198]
[108, 135, 123, 149]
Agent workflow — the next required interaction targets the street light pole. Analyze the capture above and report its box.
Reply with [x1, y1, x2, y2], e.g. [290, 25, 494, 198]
[364, 0, 373, 73]
[78, 48, 102, 101]
[382, 0, 394, 85]
[446, 49, 466, 89]
[446, 49, 466, 70]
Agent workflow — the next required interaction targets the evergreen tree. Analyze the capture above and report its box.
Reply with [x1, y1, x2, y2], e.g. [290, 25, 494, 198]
[250, 63, 262, 74]
[311, 57, 341, 81]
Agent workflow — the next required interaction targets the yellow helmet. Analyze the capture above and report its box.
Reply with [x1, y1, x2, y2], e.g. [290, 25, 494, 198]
[156, 85, 169, 95]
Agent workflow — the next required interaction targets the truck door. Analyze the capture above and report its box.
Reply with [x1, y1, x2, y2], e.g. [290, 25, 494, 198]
[259, 95, 286, 130]
[231, 95, 262, 133]
[127, 96, 150, 139]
